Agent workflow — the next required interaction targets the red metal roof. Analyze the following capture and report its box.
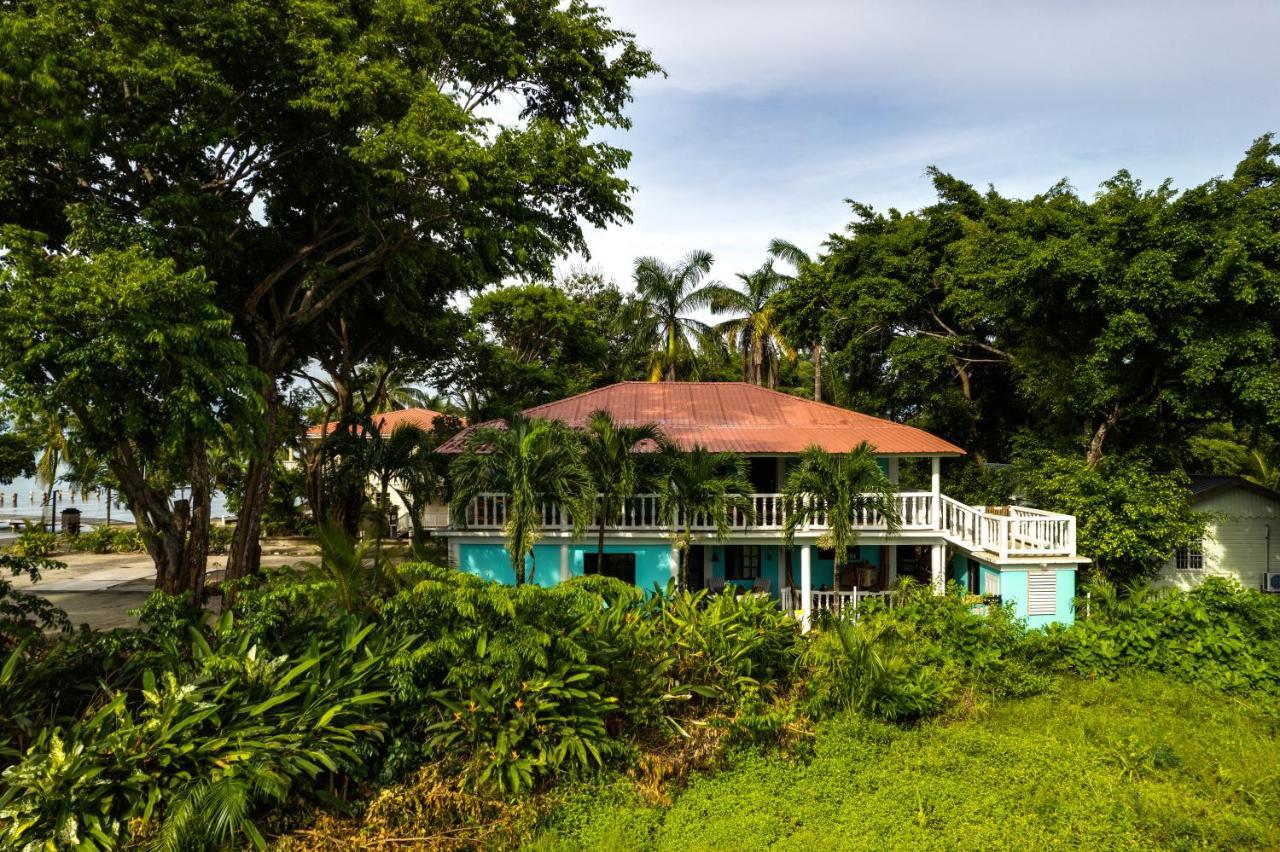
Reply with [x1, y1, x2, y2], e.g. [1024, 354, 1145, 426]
[437, 383, 964, 455]
[307, 408, 454, 439]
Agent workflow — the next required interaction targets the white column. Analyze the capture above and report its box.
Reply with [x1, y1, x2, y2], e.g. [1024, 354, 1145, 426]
[931, 456, 942, 530]
[888, 457, 900, 485]
[887, 544, 898, 587]
[931, 542, 945, 594]
[559, 543, 571, 583]
[800, 544, 813, 632]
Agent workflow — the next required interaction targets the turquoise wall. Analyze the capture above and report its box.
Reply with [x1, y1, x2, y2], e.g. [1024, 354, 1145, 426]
[986, 566, 1076, 627]
[456, 541, 673, 591]
[951, 553, 970, 588]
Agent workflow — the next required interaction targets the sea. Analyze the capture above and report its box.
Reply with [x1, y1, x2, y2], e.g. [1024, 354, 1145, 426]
[0, 471, 232, 539]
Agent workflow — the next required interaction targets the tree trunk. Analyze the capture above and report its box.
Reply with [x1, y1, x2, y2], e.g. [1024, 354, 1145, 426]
[182, 439, 211, 603]
[228, 380, 281, 583]
[812, 341, 822, 402]
[1085, 406, 1120, 467]
[680, 541, 689, 591]
[596, 502, 607, 571]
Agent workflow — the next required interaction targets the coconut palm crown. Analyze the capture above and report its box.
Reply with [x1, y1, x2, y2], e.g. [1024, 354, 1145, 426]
[657, 445, 755, 589]
[782, 442, 901, 593]
[450, 415, 592, 585]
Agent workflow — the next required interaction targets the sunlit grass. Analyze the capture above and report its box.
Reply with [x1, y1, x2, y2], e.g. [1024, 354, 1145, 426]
[531, 674, 1280, 851]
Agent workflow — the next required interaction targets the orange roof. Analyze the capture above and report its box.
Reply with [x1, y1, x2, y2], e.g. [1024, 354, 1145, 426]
[307, 407, 454, 439]
[437, 383, 964, 455]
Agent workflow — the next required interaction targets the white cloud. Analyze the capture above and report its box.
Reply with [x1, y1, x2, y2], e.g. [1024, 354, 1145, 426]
[544, 0, 1280, 296]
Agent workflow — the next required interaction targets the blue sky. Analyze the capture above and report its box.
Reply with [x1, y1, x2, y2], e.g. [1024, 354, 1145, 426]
[561, 0, 1280, 285]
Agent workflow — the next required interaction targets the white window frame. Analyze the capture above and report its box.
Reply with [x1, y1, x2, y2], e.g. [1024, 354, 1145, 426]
[1175, 543, 1204, 572]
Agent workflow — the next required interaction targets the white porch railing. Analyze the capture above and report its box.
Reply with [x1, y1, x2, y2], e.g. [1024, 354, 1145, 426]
[454, 491, 1077, 557]
[779, 587, 893, 620]
[461, 491, 939, 533]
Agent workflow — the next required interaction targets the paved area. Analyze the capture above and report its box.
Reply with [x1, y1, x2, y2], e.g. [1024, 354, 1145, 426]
[10, 544, 316, 631]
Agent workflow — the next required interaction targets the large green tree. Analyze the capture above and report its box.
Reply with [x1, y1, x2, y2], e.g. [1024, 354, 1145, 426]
[819, 138, 1280, 469]
[0, 0, 659, 581]
[0, 241, 257, 596]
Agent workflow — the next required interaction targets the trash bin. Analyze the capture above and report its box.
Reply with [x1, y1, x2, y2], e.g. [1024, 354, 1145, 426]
[61, 508, 81, 536]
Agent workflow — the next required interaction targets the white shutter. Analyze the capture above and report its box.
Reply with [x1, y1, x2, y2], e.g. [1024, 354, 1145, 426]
[1027, 572, 1057, 615]
[982, 570, 1000, 596]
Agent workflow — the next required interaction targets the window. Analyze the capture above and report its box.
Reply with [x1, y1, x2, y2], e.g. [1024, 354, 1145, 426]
[724, 546, 762, 580]
[584, 552, 636, 584]
[982, 569, 1000, 597]
[1175, 544, 1204, 572]
[1027, 572, 1057, 616]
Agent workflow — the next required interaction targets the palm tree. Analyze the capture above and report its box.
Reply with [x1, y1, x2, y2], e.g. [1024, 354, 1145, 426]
[366, 423, 433, 562]
[1246, 449, 1280, 491]
[782, 442, 900, 594]
[450, 416, 592, 585]
[657, 445, 755, 590]
[767, 238, 826, 401]
[391, 431, 451, 550]
[629, 250, 725, 381]
[710, 259, 796, 387]
[580, 410, 666, 570]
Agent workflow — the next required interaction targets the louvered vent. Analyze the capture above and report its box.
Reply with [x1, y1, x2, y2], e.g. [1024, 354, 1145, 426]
[1027, 572, 1057, 615]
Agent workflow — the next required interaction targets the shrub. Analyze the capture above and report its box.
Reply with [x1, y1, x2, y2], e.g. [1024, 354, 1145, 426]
[70, 526, 116, 554]
[1064, 578, 1280, 694]
[802, 619, 952, 721]
[110, 528, 144, 553]
[9, 524, 58, 558]
[0, 611, 393, 850]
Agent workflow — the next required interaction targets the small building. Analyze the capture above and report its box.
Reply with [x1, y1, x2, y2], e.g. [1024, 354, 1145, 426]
[433, 382, 1088, 627]
[300, 407, 458, 532]
[1155, 475, 1280, 592]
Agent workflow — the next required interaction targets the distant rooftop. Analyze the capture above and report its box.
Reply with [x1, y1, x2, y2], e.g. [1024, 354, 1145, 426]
[1188, 474, 1280, 503]
[307, 407, 454, 439]
[437, 382, 964, 456]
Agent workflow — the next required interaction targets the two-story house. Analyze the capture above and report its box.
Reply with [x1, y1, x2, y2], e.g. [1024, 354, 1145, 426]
[434, 382, 1085, 627]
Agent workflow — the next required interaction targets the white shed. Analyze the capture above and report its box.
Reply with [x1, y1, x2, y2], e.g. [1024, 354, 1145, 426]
[1155, 476, 1280, 592]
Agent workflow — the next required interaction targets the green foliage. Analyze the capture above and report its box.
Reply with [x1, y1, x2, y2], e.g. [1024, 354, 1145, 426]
[802, 619, 951, 720]
[378, 567, 799, 794]
[0, 552, 70, 653]
[299, 523, 399, 615]
[627, 250, 724, 381]
[9, 522, 58, 558]
[534, 674, 1280, 850]
[817, 138, 1280, 469]
[450, 416, 594, 585]
[0, 426, 36, 484]
[656, 446, 755, 589]
[1015, 450, 1206, 583]
[1064, 578, 1280, 694]
[781, 443, 900, 585]
[0, 612, 392, 850]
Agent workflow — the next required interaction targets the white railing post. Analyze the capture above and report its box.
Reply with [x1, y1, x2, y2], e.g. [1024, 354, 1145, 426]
[800, 545, 813, 633]
[999, 515, 1010, 560]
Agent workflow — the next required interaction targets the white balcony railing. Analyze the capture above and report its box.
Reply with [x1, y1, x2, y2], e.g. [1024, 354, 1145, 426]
[779, 587, 894, 619]
[453, 491, 1078, 558]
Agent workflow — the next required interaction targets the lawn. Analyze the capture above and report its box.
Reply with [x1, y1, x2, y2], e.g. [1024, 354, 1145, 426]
[532, 674, 1280, 851]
